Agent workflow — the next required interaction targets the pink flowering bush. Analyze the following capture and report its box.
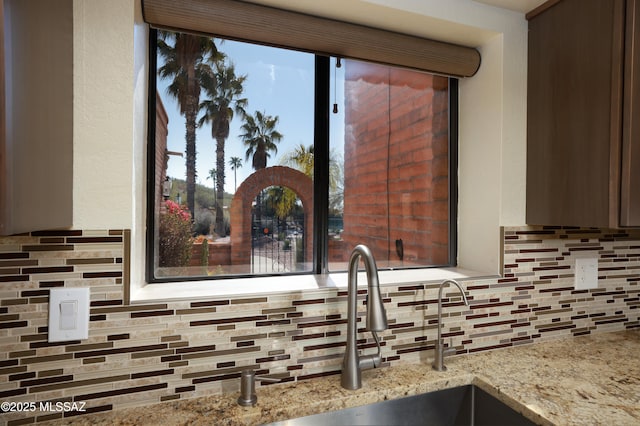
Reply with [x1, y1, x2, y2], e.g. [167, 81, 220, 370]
[159, 200, 193, 267]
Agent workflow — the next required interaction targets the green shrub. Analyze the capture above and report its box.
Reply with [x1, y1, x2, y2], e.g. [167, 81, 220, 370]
[159, 200, 193, 267]
[194, 208, 214, 236]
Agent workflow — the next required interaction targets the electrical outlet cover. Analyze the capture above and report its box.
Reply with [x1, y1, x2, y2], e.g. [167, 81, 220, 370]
[48, 288, 90, 342]
[574, 257, 598, 290]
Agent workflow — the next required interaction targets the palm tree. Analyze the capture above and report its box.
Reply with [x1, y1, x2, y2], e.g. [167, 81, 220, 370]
[241, 111, 283, 222]
[229, 156, 243, 192]
[281, 144, 314, 177]
[266, 185, 298, 222]
[157, 31, 221, 221]
[207, 168, 216, 190]
[241, 111, 283, 171]
[199, 61, 248, 237]
[281, 144, 344, 214]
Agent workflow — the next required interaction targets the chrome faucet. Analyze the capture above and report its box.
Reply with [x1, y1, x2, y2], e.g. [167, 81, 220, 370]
[432, 279, 470, 372]
[341, 245, 388, 390]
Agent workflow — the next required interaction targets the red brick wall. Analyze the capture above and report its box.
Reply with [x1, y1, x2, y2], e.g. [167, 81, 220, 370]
[189, 241, 231, 268]
[339, 62, 450, 266]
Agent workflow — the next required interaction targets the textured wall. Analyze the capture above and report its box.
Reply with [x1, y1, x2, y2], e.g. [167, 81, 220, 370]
[1, 226, 639, 424]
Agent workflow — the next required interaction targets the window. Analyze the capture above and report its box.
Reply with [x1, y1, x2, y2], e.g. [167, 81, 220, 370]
[147, 29, 457, 282]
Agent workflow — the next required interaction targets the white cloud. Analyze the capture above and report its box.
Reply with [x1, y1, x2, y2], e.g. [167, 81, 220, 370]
[269, 64, 276, 82]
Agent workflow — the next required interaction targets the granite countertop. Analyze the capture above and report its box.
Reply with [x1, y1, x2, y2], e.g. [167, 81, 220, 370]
[45, 330, 639, 426]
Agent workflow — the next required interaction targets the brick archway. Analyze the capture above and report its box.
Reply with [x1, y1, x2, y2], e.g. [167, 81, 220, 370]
[230, 166, 313, 268]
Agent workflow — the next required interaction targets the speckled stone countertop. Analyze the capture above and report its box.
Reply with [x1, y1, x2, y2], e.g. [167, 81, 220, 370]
[45, 330, 639, 426]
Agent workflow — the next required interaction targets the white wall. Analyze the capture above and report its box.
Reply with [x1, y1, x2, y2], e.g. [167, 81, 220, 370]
[72, 0, 528, 275]
[72, 0, 135, 230]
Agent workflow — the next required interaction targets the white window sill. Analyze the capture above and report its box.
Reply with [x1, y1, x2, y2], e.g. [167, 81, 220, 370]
[129, 267, 497, 303]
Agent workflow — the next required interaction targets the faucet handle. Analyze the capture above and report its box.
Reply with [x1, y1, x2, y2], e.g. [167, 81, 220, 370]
[358, 354, 379, 370]
[443, 339, 456, 357]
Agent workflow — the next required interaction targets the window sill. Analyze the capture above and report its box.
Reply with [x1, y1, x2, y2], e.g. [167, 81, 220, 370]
[129, 267, 498, 303]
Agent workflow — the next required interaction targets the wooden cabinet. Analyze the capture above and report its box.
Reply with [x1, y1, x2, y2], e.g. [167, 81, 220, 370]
[1, 0, 73, 235]
[526, 0, 640, 227]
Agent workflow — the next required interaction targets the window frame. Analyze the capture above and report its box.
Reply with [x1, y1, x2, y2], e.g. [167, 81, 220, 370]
[145, 28, 459, 283]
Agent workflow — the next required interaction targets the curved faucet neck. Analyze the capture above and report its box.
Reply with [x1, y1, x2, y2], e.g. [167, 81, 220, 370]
[433, 279, 470, 371]
[348, 245, 378, 291]
[436, 279, 469, 342]
[341, 245, 388, 390]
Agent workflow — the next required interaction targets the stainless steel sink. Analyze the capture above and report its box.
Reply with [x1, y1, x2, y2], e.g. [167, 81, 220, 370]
[264, 385, 537, 426]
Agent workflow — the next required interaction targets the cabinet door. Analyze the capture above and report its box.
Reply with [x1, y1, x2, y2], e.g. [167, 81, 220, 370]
[526, 0, 626, 227]
[1, 0, 73, 235]
[621, 0, 640, 226]
[0, 0, 6, 233]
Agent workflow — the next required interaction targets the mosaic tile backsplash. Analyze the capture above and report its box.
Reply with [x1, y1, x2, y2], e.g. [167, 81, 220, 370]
[1, 226, 639, 424]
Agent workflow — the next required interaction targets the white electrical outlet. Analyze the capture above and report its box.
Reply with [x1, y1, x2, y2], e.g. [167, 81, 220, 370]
[574, 257, 598, 290]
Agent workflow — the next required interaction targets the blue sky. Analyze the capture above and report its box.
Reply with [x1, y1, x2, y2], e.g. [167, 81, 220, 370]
[158, 38, 345, 194]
